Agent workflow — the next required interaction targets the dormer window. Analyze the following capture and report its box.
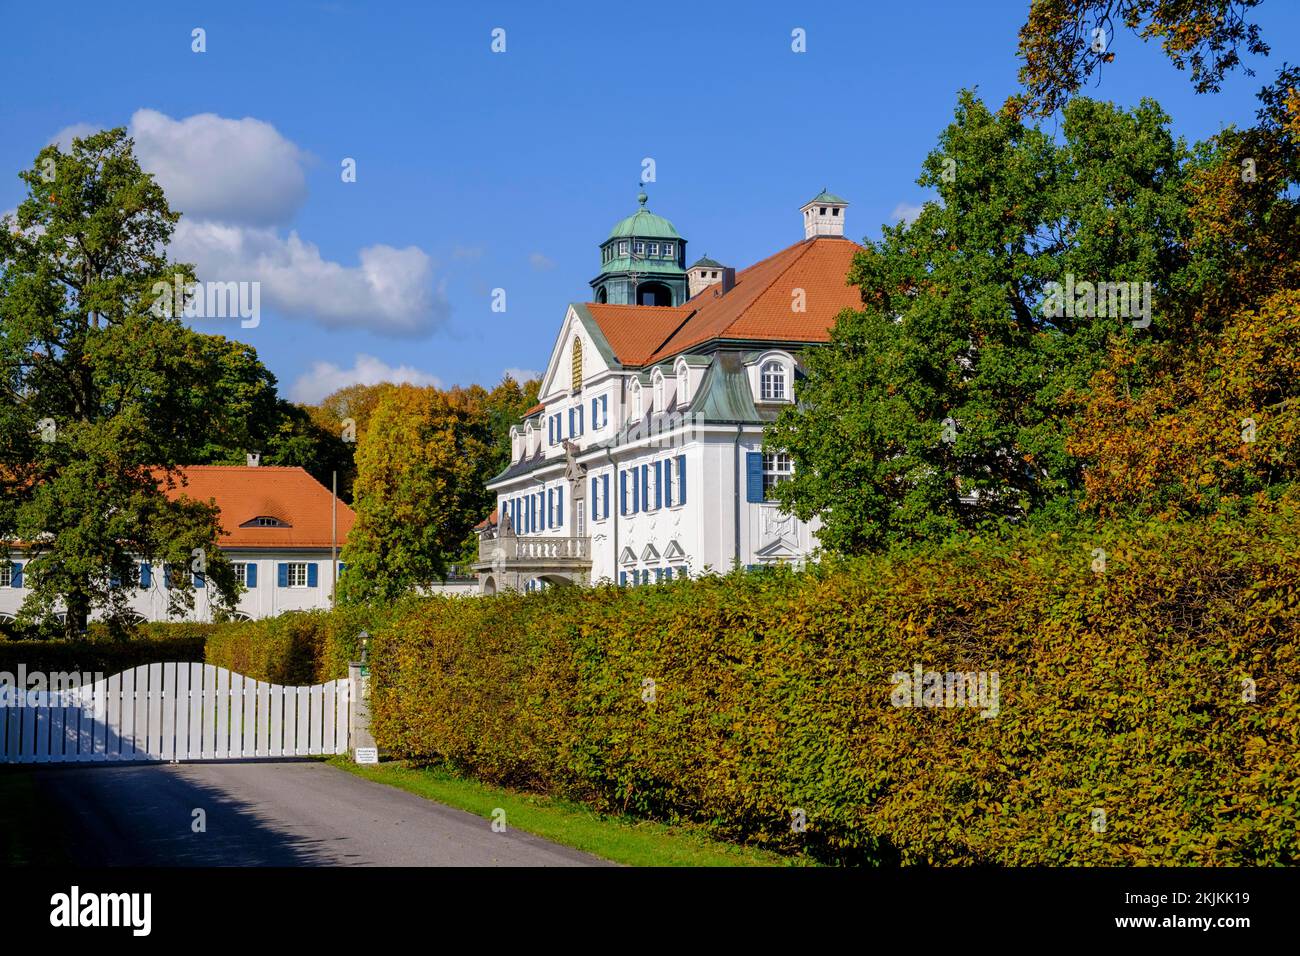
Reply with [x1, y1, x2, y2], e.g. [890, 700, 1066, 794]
[619, 241, 628, 255]
[760, 360, 788, 401]
[653, 372, 665, 411]
[634, 241, 645, 255]
[648, 242, 659, 256]
[663, 243, 674, 257]
[631, 381, 643, 419]
[242, 515, 289, 528]
[676, 363, 690, 404]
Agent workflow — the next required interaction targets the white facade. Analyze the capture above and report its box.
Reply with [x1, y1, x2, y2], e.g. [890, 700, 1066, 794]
[0, 550, 344, 626]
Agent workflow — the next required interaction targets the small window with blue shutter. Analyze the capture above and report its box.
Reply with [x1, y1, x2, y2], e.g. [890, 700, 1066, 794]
[601, 474, 610, 521]
[677, 454, 687, 506]
[139, 563, 151, 588]
[193, 569, 205, 589]
[5, 562, 23, 588]
[277, 563, 290, 588]
[246, 563, 258, 588]
[620, 471, 628, 516]
[306, 563, 318, 588]
[556, 485, 564, 528]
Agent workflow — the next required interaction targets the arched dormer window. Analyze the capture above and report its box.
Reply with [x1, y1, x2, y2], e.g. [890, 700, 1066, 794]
[652, 370, 665, 411]
[630, 381, 643, 419]
[760, 360, 788, 401]
[572, 338, 584, 392]
[675, 360, 690, 405]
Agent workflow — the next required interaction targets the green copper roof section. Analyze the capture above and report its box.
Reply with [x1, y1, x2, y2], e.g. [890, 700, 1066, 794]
[685, 352, 764, 424]
[598, 256, 686, 277]
[806, 189, 848, 205]
[606, 192, 683, 241]
[690, 255, 723, 269]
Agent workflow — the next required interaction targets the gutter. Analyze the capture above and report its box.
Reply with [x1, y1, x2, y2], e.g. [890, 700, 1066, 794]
[734, 424, 743, 567]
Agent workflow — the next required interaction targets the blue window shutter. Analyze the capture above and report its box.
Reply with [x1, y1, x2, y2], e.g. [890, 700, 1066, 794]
[138, 563, 150, 588]
[654, 461, 663, 509]
[632, 467, 641, 514]
[620, 471, 628, 515]
[547, 488, 554, 528]
[307, 563, 319, 587]
[193, 570, 205, 589]
[577, 406, 584, 434]
[664, 566, 672, 581]
[746, 452, 764, 502]
[568, 408, 574, 436]
[11, 562, 23, 588]
[677, 454, 687, 506]
[246, 563, 258, 588]
[163, 563, 172, 589]
[619, 571, 627, 586]
[277, 563, 289, 587]
[557, 485, 564, 526]
[590, 397, 598, 429]
[601, 395, 608, 427]
[590, 476, 598, 520]
[602, 474, 610, 521]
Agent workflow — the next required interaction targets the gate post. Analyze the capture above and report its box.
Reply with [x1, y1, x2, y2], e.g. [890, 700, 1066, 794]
[348, 659, 377, 761]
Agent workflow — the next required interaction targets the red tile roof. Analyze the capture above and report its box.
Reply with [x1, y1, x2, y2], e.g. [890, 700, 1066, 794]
[162, 466, 355, 550]
[585, 236, 863, 366]
[522, 402, 545, 418]
[473, 508, 498, 532]
[584, 303, 696, 367]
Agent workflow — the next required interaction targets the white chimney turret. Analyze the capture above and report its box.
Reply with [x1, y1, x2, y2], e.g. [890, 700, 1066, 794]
[800, 189, 848, 239]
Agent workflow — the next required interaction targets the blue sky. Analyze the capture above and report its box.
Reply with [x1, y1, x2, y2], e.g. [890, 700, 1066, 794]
[2, 0, 1296, 402]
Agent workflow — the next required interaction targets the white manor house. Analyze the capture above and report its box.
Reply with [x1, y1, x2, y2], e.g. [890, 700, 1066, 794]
[474, 190, 863, 594]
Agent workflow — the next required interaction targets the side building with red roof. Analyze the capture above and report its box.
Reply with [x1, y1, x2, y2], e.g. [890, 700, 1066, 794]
[1, 465, 368, 624]
[473, 190, 860, 593]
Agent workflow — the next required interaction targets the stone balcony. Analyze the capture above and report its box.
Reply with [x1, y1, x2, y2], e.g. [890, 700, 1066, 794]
[473, 533, 592, 577]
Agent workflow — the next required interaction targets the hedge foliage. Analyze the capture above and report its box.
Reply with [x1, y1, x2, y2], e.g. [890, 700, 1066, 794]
[369, 507, 1300, 865]
[0, 623, 212, 676]
[204, 603, 398, 684]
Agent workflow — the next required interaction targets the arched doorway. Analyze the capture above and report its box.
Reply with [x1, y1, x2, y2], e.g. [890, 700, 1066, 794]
[637, 281, 672, 306]
[482, 575, 497, 596]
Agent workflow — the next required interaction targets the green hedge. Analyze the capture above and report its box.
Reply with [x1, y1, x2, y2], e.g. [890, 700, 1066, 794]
[0, 625, 211, 677]
[369, 509, 1300, 865]
[204, 604, 396, 684]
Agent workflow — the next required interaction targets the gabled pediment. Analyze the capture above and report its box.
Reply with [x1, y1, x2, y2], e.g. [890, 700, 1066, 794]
[538, 305, 619, 403]
[619, 546, 638, 566]
[663, 540, 685, 560]
[755, 537, 799, 560]
[641, 543, 660, 562]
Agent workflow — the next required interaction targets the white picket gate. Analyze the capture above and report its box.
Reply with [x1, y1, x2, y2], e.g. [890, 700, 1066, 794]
[0, 663, 351, 764]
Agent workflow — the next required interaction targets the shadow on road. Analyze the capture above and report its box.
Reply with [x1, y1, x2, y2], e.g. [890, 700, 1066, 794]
[32, 762, 341, 866]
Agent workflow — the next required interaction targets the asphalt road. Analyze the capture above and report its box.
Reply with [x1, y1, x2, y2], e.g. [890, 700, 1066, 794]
[31, 760, 611, 867]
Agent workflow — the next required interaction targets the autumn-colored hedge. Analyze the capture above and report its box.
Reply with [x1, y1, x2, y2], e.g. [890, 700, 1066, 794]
[203, 604, 398, 684]
[369, 507, 1300, 865]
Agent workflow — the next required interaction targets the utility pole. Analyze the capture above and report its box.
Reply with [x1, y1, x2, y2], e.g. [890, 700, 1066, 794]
[331, 469, 338, 606]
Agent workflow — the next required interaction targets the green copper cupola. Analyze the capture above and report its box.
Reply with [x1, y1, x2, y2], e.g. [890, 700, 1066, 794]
[590, 191, 688, 306]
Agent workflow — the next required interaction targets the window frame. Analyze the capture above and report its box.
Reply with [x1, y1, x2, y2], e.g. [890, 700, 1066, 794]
[286, 562, 309, 588]
[760, 360, 789, 401]
[762, 451, 793, 499]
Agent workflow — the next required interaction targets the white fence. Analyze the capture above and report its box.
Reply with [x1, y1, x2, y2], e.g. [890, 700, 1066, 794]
[0, 663, 351, 764]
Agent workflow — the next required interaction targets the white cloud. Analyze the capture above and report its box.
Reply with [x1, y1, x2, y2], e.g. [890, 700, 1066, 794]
[891, 202, 925, 225]
[528, 252, 556, 271]
[130, 108, 308, 226]
[289, 354, 442, 404]
[48, 123, 102, 150]
[503, 367, 542, 383]
[171, 219, 448, 336]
